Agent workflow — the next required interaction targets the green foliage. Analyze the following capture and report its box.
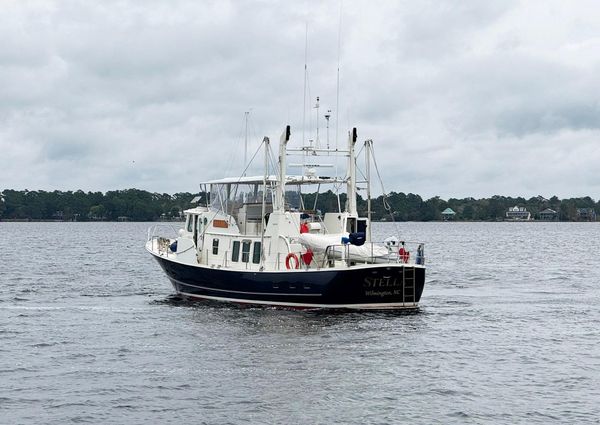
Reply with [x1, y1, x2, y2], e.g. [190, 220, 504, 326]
[0, 188, 597, 221]
[0, 189, 195, 221]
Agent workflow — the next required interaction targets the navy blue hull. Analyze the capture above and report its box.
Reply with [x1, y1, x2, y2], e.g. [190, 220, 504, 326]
[152, 255, 425, 309]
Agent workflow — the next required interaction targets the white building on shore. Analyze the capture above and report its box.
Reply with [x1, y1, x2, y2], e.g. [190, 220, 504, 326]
[506, 206, 532, 221]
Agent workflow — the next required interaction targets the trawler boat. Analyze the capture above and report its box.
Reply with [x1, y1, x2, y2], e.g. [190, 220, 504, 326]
[146, 126, 426, 309]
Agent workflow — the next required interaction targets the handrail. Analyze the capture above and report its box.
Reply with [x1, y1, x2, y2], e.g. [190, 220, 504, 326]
[278, 235, 291, 253]
[276, 236, 292, 270]
[319, 240, 426, 267]
[147, 223, 179, 241]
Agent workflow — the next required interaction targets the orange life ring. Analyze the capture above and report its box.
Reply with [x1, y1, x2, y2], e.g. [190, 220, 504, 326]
[399, 247, 410, 263]
[285, 253, 300, 269]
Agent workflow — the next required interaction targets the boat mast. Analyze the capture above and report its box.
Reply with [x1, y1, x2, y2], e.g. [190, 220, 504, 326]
[346, 127, 358, 215]
[365, 139, 372, 242]
[315, 96, 320, 148]
[244, 111, 249, 174]
[325, 110, 331, 150]
[260, 136, 269, 266]
[276, 125, 291, 212]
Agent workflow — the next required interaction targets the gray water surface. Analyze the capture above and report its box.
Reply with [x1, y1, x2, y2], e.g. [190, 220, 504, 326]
[1, 222, 599, 424]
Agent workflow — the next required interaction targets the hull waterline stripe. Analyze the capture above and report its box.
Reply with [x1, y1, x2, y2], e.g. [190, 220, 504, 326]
[177, 291, 418, 309]
[170, 277, 322, 297]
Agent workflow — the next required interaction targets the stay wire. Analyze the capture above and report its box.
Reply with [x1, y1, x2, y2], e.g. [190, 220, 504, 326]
[369, 143, 400, 236]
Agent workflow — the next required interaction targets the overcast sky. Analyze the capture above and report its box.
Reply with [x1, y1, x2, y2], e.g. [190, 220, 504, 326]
[1, 0, 599, 199]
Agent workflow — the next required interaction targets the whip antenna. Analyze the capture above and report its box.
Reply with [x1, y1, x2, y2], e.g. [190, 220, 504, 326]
[335, 0, 342, 153]
[302, 23, 308, 146]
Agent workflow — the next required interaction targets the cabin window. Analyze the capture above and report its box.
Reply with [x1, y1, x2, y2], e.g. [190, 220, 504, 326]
[231, 241, 240, 262]
[187, 216, 194, 232]
[357, 219, 367, 234]
[252, 242, 261, 264]
[241, 241, 251, 263]
[346, 217, 357, 233]
[197, 216, 203, 234]
[212, 238, 219, 255]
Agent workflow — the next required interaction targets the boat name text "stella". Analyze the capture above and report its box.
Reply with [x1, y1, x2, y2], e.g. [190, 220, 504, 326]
[363, 276, 402, 288]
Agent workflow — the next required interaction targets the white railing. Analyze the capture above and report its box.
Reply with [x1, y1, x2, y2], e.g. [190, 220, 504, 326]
[269, 239, 426, 271]
[321, 240, 425, 268]
[147, 223, 179, 241]
[146, 224, 180, 256]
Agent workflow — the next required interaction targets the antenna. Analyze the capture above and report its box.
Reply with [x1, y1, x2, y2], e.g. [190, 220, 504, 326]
[302, 23, 308, 146]
[244, 110, 250, 174]
[325, 110, 331, 150]
[335, 1, 342, 153]
[314, 96, 320, 148]
[334, 1, 343, 214]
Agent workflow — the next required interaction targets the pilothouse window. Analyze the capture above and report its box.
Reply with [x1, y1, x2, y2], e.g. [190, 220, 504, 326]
[346, 217, 357, 233]
[197, 216, 203, 234]
[212, 238, 219, 255]
[241, 241, 251, 263]
[357, 219, 367, 234]
[187, 216, 194, 232]
[252, 242, 261, 264]
[232, 241, 240, 262]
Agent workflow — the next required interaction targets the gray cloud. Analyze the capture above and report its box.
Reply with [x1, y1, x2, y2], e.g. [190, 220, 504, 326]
[1, 0, 599, 199]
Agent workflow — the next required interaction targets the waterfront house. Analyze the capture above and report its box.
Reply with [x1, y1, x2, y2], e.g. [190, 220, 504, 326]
[576, 208, 597, 221]
[506, 206, 531, 221]
[441, 208, 456, 221]
[538, 208, 558, 221]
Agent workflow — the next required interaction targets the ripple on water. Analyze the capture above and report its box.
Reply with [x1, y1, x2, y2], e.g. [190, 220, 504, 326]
[1, 222, 600, 424]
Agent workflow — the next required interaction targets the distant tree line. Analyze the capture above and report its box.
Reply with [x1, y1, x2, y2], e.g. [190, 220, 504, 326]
[306, 191, 598, 221]
[0, 188, 598, 221]
[0, 189, 194, 221]
[357, 193, 598, 221]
